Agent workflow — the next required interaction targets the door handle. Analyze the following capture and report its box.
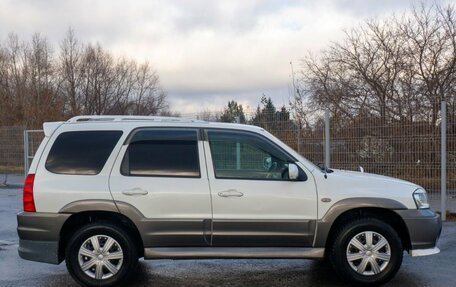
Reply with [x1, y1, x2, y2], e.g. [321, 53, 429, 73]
[122, 188, 148, 196]
[218, 189, 244, 197]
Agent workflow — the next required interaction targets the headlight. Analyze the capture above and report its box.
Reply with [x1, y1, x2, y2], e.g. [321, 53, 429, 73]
[413, 188, 429, 209]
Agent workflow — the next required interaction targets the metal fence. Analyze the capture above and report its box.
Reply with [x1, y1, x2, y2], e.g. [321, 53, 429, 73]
[0, 126, 25, 175]
[23, 130, 45, 175]
[327, 114, 454, 202]
[1, 109, 454, 214]
[0, 127, 44, 176]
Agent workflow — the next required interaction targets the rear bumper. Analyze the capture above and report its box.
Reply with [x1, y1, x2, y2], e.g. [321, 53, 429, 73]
[17, 211, 70, 264]
[18, 239, 60, 264]
[396, 209, 442, 251]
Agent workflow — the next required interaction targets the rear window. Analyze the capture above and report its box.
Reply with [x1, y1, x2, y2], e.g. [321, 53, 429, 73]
[45, 131, 123, 175]
[121, 129, 200, 177]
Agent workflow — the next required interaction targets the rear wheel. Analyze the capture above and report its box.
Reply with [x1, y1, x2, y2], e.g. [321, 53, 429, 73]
[329, 218, 403, 285]
[65, 223, 138, 287]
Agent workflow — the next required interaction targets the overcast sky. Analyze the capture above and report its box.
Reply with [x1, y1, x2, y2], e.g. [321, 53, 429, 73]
[0, 0, 437, 113]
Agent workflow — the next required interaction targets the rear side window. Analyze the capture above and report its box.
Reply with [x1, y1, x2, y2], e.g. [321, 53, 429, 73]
[45, 131, 123, 175]
[121, 129, 200, 177]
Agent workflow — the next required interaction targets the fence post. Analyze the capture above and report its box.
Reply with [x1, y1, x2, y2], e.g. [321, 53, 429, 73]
[441, 100, 447, 221]
[23, 130, 28, 176]
[297, 124, 301, 154]
[324, 109, 330, 168]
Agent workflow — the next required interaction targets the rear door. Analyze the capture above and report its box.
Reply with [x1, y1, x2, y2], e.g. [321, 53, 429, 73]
[204, 129, 318, 247]
[109, 128, 212, 246]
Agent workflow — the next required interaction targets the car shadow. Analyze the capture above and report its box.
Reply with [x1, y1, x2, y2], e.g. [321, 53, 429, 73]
[32, 258, 425, 287]
[124, 260, 349, 287]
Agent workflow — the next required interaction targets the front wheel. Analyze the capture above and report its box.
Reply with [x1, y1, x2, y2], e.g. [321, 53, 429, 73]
[65, 223, 138, 287]
[329, 218, 403, 285]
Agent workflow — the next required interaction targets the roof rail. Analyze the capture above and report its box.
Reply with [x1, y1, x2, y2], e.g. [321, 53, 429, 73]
[66, 115, 207, 123]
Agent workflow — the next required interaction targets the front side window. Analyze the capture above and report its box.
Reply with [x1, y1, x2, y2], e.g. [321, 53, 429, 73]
[208, 130, 293, 180]
[46, 130, 123, 175]
[121, 129, 200, 177]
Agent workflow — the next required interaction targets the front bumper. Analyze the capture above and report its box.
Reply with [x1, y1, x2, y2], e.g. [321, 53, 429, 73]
[395, 209, 442, 252]
[17, 211, 70, 264]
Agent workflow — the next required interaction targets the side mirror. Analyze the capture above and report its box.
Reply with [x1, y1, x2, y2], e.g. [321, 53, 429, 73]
[288, 163, 299, 180]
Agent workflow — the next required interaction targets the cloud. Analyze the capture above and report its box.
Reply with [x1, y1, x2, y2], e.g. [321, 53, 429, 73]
[0, 0, 427, 111]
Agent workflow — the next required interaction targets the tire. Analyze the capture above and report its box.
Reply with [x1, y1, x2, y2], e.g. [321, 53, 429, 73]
[65, 222, 138, 287]
[329, 217, 403, 285]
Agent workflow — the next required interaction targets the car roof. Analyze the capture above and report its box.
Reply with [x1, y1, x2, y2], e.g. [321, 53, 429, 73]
[44, 115, 265, 135]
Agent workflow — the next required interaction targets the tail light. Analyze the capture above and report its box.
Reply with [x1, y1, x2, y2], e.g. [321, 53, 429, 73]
[23, 174, 36, 212]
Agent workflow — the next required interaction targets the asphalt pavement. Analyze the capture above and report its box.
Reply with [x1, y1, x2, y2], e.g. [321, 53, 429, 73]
[1, 185, 455, 287]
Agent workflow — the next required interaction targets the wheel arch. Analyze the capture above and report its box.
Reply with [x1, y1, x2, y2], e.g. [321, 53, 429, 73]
[314, 198, 411, 254]
[58, 201, 145, 262]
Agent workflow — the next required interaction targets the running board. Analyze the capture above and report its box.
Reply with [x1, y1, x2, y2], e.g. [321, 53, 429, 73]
[144, 247, 325, 260]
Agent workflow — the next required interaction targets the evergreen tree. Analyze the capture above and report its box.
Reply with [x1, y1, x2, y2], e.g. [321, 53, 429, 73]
[220, 100, 246, 123]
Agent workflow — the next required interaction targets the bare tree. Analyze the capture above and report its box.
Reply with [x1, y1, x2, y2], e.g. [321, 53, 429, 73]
[293, 3, 456, 125]
[290, 3, 456, 171]
[59, 28, 83, 116]
[399, 4, 456, 125]
[0, 29, 168, 127]
[129, 62, 167, 115]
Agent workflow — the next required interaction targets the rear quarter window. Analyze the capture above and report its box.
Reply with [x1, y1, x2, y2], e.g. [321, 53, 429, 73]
[45, 130, 123, 175]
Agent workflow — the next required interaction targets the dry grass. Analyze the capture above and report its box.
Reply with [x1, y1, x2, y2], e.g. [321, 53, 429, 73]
[446, 212, 456, 221]
[0, 165, 22, 174]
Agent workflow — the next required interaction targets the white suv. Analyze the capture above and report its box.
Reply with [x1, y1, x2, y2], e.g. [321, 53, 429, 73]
[17, 115, 441, 286]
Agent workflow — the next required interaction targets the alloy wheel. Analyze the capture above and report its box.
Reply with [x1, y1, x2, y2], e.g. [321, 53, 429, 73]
[346, 231, 391, 276]
[78, 235, 124, 280]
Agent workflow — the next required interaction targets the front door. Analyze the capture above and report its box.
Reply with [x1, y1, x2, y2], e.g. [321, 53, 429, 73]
[109, 128, 212, 247]
[204, 129, 318, 247]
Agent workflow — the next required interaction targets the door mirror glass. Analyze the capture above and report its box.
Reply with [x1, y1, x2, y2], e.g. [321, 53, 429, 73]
[288, 163, 299, 180]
